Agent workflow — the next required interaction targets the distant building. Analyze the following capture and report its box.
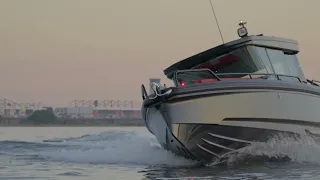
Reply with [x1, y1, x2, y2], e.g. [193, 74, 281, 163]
[54, 100, 142, 119]
[91, 108, 141, 119]
[43, 107, 54, 113]
[54, 107, 93, 118]
[3, 108, 34, 117]
[53, 108, 67, 117]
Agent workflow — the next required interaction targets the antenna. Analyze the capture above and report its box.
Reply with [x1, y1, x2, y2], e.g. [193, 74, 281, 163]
[208, 0, 224, 44]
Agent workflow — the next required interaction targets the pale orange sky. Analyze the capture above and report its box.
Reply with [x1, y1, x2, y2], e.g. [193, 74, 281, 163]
[0, 0, 319, 107]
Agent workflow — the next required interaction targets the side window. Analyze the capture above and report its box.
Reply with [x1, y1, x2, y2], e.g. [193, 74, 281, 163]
[265, 49, 299, 81]
[284, 54, 306, 81]
[266, 49, 290, 74]
[254, 47, 275, 74]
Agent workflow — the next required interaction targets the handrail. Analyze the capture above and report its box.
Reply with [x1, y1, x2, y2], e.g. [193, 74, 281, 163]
[216, 73, 302, 82]
[311, 80, 320, 84]
[173, 68, 221, 86]
[307, 79, 320, 86]
[141, 83, 173, 101]
[173, 68, 305, 87]
[149, 82, 172, 100]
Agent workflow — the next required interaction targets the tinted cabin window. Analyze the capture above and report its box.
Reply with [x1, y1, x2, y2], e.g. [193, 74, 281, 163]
[193, 47, 267, 78]
[189, 46, 304, 83]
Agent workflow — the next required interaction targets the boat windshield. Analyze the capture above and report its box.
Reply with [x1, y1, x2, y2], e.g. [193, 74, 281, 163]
[190, 46, 305, 81]
[192, 47, 267, 78]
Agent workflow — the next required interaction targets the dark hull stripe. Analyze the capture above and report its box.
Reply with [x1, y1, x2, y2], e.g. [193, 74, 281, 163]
[223, 117, 320, 128]
[166, 90, 255, 104]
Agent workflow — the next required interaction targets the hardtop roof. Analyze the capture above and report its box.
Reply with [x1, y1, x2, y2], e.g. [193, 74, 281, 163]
[164, 35, 299, 79]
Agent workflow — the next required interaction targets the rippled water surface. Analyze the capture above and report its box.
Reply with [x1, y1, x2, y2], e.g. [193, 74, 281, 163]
[1, 126, 320, 180]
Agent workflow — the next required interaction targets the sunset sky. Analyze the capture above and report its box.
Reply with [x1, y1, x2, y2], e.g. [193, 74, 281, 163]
[0, 0, 319, 106]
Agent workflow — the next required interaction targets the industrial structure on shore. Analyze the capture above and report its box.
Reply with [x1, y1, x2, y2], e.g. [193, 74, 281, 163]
[56, 100, 142, 119]
[0, 98, 141, 119]
[0, 78, 160, 120]
[0, 98, 44, 117]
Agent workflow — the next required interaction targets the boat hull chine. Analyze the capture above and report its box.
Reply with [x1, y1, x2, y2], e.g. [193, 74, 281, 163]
[171, 123, 301, 164]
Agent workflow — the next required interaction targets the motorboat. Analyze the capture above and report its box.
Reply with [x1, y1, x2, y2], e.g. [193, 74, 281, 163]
[140, 21, 320, 165]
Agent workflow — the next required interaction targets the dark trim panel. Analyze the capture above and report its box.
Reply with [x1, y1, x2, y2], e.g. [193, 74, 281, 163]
[223, 117, 320, 128]
[166, 90, 254, 104]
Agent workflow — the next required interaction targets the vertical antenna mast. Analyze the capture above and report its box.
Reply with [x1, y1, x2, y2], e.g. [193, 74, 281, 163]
[208, 0, 224, 44]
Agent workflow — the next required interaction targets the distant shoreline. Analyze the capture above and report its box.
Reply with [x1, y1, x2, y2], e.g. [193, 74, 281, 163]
[0, 117, 145, 127]
[0, 124, 144, 127]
